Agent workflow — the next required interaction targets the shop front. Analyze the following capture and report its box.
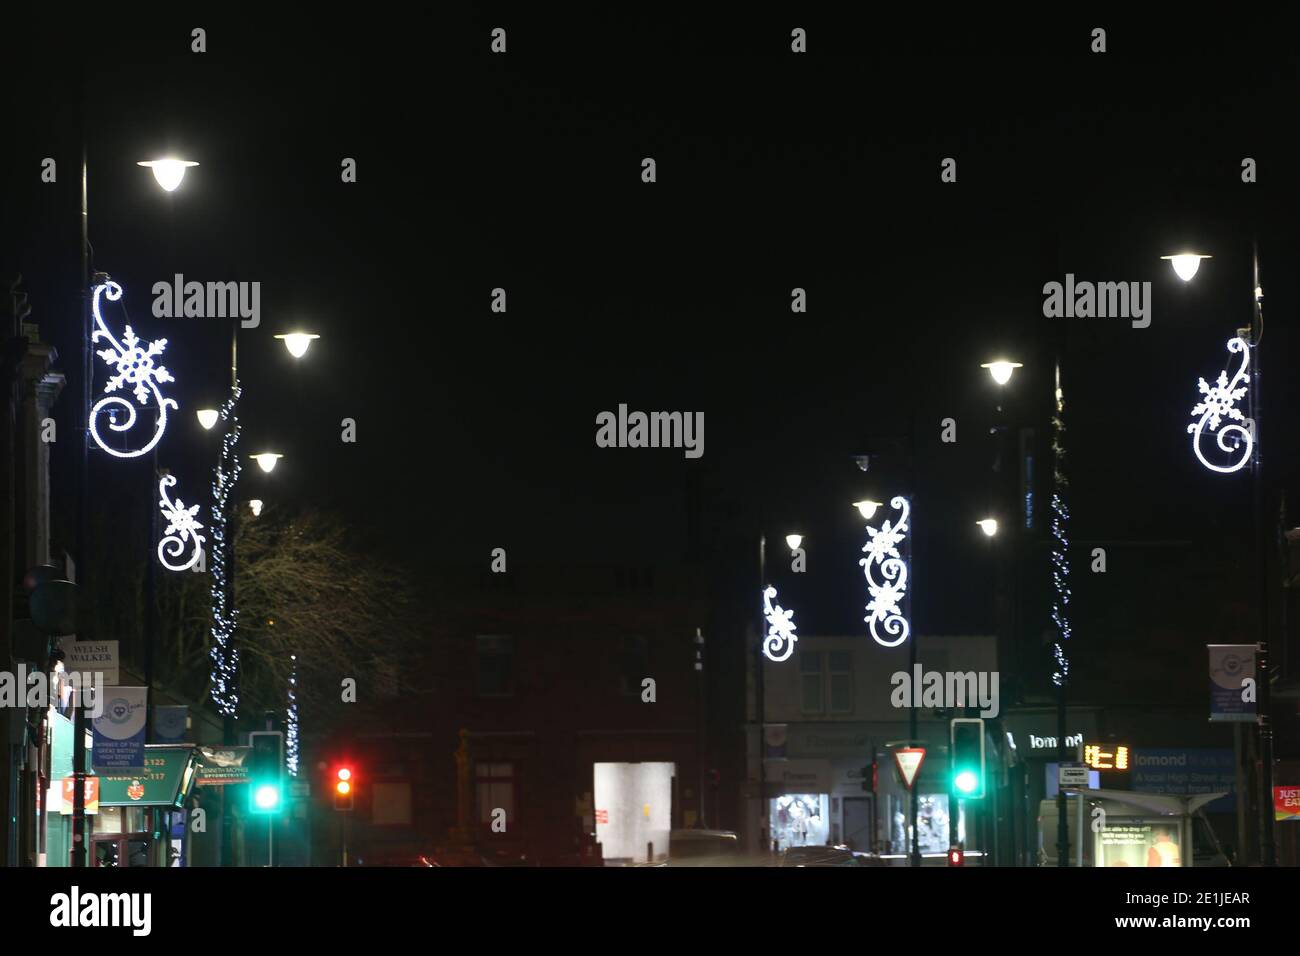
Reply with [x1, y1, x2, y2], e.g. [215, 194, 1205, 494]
[92, 745, 200, 867]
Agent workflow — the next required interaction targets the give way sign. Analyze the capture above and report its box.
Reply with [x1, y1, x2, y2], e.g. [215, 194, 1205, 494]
[893, 748, 926, 790]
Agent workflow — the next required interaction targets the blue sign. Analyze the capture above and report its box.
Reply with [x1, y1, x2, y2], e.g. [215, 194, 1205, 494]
[154, 705, 188, 743]
[1131, 748, 1236, 812]
[92, 687, 147, 770]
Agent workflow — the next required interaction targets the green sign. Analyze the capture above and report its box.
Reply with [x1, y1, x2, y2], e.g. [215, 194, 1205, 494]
[97, 745, 197, 808]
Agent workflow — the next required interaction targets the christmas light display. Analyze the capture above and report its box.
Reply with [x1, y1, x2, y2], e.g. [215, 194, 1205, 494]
[209, 385, 242, 717]
[1188, 336, 1253, 474]
[860, 496, 910, 647]
[286, 654, 299, 777]
[1050, 370, 1071, 687]
[157, 475, 205, 572]
[762, 585, 799, 662]
[89, 280, 177, 458]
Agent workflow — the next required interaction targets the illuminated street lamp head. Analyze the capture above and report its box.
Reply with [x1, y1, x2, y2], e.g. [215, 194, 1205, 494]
[137, 158, 199, 192]
[853, 500, 883, 521]
[1161, 252, 1212, 282]
[250, 453, 283, 473]
[980, 360, 1023, 386]
[785, 534, 803, 552]
[977, 518, 999, 537]
[249, 499, 264, 517]
[274, 332, 320, 358]
[196, 408, 219, 430]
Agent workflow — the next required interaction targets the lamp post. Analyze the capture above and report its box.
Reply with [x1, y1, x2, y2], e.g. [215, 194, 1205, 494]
[71, 155, 199, 866]
[1166, 245, 1275, 866]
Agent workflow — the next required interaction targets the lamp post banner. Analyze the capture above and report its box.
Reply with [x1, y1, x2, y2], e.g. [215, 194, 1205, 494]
[1208, 644, 1257, 723]
[91, 686, 148, 770]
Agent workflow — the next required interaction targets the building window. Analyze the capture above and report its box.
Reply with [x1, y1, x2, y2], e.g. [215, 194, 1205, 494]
[476, 635, 514, 696]
[800, 651, 823, 713]
[828, 650, 853, 714]
[476, 762, 515, 829]
[620, 635, 649, 695]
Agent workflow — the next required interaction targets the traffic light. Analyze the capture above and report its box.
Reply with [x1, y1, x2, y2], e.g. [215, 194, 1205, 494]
[947, 846, 965, 867]
[248, 731, 284, 814]
[950, 717, 986, 799]
[334, 765, 354, 811]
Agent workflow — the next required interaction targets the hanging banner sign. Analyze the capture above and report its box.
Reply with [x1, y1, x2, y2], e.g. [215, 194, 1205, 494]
[91, 687, 147, 770]
[1208, 645, 1256, 723]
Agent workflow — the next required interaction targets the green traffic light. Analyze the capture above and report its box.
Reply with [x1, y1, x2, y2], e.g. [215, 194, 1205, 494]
[954, 770, 980, 794]
[254, 784, 281, 811]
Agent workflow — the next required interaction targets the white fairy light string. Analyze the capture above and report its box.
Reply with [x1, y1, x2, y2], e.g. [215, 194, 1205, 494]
[1188, 336, 1254, 474]
[860, 496, 911, 647]
[1050, 370, 1071, 687]
[286, 654, 300, 777]
[89, 279, 177, 458]
[157, 475, 206, 572]
[209, 384, 242, 716]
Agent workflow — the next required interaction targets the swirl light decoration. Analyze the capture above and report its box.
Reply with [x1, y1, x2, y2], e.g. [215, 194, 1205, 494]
[157, 475, 206, 572]
[1188, 336, 1253, 474]
[860, 496, 910, 647]
[209, 385, 242, 717]
[90, 280, 177, 458]
[762, 586, 799, 662]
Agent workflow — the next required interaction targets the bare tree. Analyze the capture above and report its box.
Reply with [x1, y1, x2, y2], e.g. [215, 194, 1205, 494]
[156, 504, 419, 725]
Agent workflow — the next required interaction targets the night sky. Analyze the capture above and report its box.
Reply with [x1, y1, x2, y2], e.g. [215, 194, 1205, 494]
[5, 15, 1299, 704]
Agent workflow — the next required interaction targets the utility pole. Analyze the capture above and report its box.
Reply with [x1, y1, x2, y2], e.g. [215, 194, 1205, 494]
[756, 534, 767, 856]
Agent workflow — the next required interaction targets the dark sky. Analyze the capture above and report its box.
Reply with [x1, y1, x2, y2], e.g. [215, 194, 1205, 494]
[5, 14, 1299, 661]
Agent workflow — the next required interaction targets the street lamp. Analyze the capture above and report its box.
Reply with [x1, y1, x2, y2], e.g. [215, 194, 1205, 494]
[250, 453, 283, 474]
[249, 499, 263, 517]
[785, 533, 803, 552]
[274, 332, 320, 358]
[852, 500, 882, 520]
[980, 360, 1023, 386]
[137, 158, 199, 192]
[976, 518, 999, 537]
[196, 408, 219, 431]
[1161, 252, 1212, 282]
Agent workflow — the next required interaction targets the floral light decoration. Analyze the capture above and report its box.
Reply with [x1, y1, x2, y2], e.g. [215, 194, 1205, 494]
[860, 496, 910, 647]
[762, 586, 799, 662]
[1188, 336, 1254, 474]
[89, 279, 177, 458]
[156, 475, 206, 572]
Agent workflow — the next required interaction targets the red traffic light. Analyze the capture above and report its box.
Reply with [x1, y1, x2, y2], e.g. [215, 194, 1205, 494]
[947, 847, 965, 867]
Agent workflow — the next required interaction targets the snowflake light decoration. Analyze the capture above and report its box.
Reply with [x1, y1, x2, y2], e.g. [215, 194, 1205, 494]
[762, 585, 799, 662]
[1188, 336, 1253, 474]
[157, 475, 206, 572]
[860, 496, 910, 647]
[89, 280, 178, 458]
